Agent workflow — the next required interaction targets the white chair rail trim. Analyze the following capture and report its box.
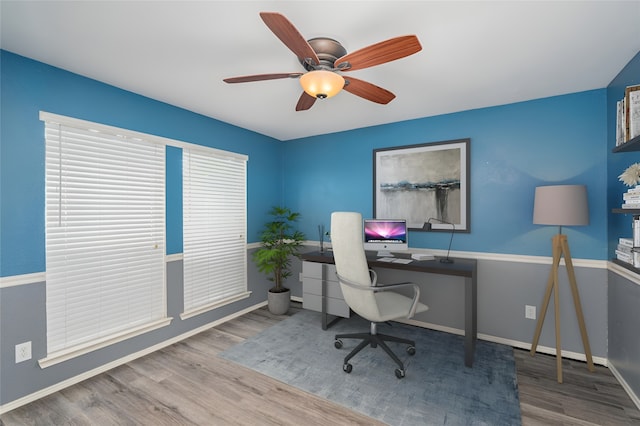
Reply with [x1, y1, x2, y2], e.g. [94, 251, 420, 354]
[0, 250, 628, 289]
[0, 272, 46, 288]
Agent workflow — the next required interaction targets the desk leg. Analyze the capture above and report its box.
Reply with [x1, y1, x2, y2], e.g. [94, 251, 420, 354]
[321, 263, 327, 328]
[464, 268, 477, 367]
[321, 263, 341, 330]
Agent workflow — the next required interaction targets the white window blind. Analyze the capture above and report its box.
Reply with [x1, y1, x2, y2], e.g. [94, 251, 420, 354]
[43, 113, 166, 359]
[183, 147, 248, 317]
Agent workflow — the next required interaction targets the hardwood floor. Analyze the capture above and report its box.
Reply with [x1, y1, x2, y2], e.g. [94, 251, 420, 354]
[2, 304, 639, 425]
[515, 349, 640, 425]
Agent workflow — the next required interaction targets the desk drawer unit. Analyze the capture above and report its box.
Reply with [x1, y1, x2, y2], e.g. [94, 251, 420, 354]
[302, 261, 350, 318]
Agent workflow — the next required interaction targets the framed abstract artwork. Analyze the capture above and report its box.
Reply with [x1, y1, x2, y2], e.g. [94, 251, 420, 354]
[373, 138, 470, 232]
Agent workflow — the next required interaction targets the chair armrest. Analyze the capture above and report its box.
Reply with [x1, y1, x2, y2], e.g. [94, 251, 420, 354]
[336, 273, 422, 318]
[374, 282, 422, 318]
[369, 269, 378, 286]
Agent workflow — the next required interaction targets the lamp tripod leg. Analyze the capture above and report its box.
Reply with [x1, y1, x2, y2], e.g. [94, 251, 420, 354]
[530, 268, 555, 354]
[531, 234, 595, 384]
[553, 254, 562, 384]
[560, 236, 595, 372]
[531, 235, 564, 383]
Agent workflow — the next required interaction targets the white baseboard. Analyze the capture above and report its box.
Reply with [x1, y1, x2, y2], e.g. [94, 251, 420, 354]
[609, 362, 640, 411]
[398, 318, 608, 366]
[0, 301, 268, 415]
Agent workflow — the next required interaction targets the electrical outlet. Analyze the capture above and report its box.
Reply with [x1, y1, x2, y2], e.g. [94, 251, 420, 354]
[525, 305, 536, 320]
[15, 341, 32, 363]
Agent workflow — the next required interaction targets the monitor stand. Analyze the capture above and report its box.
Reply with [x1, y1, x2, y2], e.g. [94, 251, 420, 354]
[377, 250, 393, 257]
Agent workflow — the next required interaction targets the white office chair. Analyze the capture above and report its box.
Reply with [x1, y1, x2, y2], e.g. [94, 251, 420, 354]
[330, 211, 429, 378]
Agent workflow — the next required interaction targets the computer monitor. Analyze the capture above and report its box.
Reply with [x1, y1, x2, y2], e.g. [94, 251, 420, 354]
[363, 218, 408, 256]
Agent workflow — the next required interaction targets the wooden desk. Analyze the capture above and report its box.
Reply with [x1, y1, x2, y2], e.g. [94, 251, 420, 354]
[300, 251, 478, 367]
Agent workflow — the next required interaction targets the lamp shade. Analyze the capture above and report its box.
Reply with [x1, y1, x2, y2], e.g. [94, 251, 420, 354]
[299, 70, 344, 99]
[533, 185, 589, 226]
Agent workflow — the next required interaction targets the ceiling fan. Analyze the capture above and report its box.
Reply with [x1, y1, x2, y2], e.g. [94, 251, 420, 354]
[223, 12, 422, 111]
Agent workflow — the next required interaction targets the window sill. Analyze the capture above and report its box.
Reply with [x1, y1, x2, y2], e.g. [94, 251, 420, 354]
[180, 291, 252, 320]
[39, 317, 173, 369]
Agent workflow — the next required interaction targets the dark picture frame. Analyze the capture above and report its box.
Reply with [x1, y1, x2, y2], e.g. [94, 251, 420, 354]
[373, 138, 470, 232]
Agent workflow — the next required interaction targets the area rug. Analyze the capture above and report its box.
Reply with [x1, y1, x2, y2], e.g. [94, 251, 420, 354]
[219, 310, 521, 425]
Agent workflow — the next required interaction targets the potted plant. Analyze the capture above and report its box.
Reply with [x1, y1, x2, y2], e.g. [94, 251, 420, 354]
[253, 206, 306, 314]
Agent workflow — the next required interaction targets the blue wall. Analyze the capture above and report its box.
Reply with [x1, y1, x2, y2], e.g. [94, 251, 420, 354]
[283, 91, 608, 260]
[0, 49, 614, 273]
[2, 47, 638, 409]
[0, 50, 282, 277]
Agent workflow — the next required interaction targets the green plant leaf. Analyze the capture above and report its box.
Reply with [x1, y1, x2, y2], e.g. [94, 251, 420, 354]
[253, 206, 306, 291]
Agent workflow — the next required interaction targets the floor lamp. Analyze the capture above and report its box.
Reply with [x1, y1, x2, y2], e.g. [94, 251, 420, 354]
[530, 184, 595, 383]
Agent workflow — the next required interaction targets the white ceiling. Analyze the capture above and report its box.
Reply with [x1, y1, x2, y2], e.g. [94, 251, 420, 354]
[2, 1, 639, 141]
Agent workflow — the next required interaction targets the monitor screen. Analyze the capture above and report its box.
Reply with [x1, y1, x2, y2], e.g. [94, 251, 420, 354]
[363, 219, 408, 254]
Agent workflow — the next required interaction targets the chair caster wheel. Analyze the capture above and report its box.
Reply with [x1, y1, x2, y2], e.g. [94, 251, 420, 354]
[334, 339, 343, 349]
[407, 346, 416, 356]
[343, 363, 353, 373]
[395, 369, 406, 379]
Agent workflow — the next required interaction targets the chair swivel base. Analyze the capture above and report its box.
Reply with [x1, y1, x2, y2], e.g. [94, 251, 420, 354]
[334, 329, 416, 379]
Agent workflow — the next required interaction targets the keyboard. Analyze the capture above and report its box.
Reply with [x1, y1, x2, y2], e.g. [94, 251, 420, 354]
[376, 257, 413, 264]
[377, 257, 395, 262]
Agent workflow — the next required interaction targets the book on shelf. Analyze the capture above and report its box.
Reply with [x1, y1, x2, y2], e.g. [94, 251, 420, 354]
[622, 197, 640, 204]
[617, 243, 634, 254]
[623, 193, 640, 200]
[617, 253, 640, 268]
[619, 237, 633, 248]
[616, 249, 632, 263]
[617, 98, 627, 145]
[614, 248, 640, 265]
[618, 97, 628, 144]
[617, 244, 632, 254]
[630, 89, 640, 140]
[617, 100, 624, 146]
[616, 84, 640, 144]
[621, 194, 640, 206]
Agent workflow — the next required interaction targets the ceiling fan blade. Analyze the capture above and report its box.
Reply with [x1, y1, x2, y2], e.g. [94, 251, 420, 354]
[223, 73, 303, 83]
[260, 12, 320, 66]
[295, 92, 317, 111]
[335, 35, 422, 72]
[343, 76, 396, 104]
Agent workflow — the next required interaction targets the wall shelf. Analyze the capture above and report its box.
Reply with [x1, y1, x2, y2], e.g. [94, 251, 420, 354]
[612, 135, 640, 153]
[612, 140, 640, 269]
[612, 258, 640, 275]
[612, 208, 640, 214]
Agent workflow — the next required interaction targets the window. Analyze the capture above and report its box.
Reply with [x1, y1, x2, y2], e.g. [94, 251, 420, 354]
[182, 146, 249, 318]
[41, 112, 168, 367]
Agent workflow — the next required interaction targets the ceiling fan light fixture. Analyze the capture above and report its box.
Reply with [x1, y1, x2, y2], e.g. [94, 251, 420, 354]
[299, 70, 344, 99]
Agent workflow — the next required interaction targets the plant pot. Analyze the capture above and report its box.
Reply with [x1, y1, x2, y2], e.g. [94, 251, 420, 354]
[267, 288, 291, 315]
